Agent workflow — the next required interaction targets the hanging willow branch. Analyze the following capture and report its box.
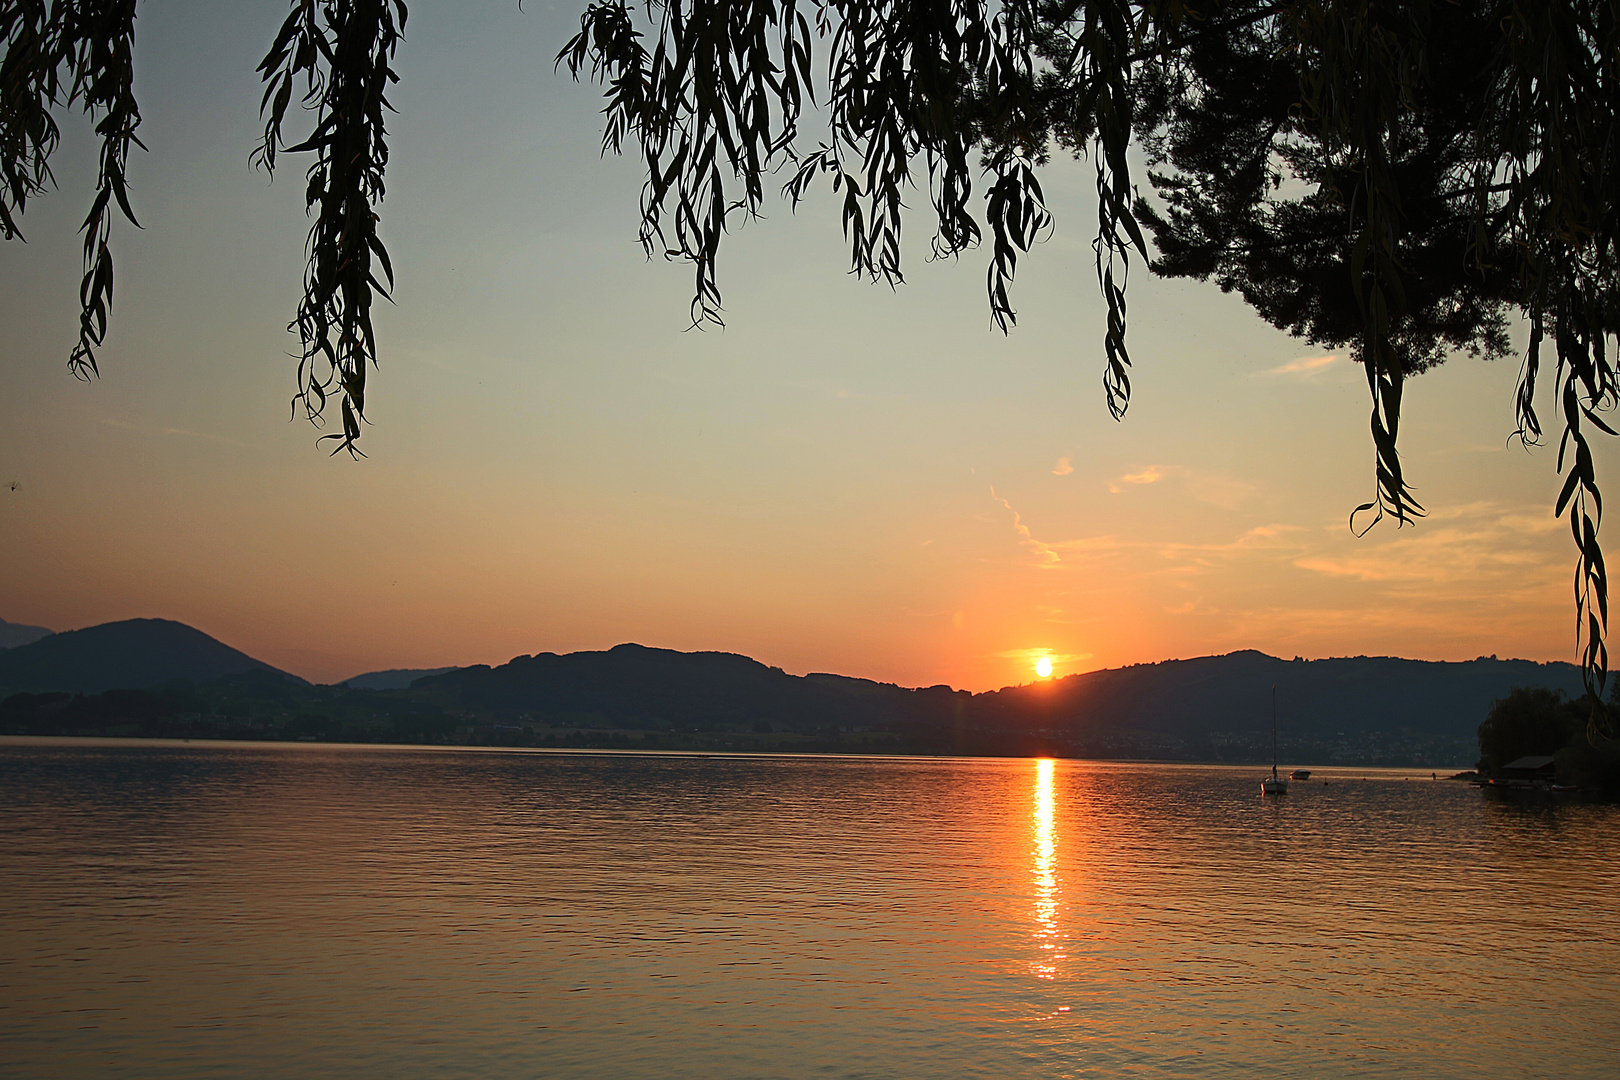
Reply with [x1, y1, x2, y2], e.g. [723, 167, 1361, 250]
[1, 0, 143, 379]
[0, 1, 64, 244]
[1489, 0, 1620, 730]
[560, 0, 1154, 415]
[254, 0, 406, 455]
[1287, 0, 1430, 535]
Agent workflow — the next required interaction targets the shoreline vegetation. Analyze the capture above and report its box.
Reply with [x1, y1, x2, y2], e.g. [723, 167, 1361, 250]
[3, 687, 1615, 797]
[9, 715, 1613, 797]
[0, 666, 1608, 785]
[1475, 687, 1620, 800]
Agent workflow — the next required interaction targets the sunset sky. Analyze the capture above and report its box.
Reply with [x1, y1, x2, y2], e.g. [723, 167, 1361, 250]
[2, 0, 1613, 691]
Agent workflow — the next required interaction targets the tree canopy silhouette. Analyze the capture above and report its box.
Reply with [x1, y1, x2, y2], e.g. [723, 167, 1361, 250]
[3, 0, 1618, 721]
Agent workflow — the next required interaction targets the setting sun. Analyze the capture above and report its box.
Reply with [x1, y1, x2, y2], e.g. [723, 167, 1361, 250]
[1035, 657, 1054, 678]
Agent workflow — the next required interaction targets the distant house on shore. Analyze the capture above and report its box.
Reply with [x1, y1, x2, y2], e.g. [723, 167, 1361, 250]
[1493, 755, 1559, 789]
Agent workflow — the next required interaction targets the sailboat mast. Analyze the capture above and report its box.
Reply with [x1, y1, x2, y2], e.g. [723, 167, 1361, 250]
[1272, 685, 1278, 781]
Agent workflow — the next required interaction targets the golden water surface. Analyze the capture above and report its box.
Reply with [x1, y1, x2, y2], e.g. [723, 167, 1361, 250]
[2, 739, 1617, 1078]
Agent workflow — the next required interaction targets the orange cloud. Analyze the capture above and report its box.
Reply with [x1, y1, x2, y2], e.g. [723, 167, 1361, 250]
[1109, 464, 1168, 493]
[990, 488, 1062, 567]
[1107, 463, 1253, 507]
[1261, 354, 1338, 377]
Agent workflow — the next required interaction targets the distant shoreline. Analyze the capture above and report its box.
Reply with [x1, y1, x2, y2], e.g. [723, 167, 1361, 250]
[7, 630, 1548, 768]
[0, 733, 1475, 772]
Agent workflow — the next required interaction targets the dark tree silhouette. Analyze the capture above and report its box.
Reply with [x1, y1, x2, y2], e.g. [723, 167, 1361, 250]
[1476, 685, 1585, 776]
[2, 0, 1618, 724]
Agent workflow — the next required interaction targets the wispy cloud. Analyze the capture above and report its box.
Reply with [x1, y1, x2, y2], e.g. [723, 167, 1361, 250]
[973, 501, 1572, 664]
[1041, 504, 1561, 604]
[1026, 524, 1304, 582]
[1141, 524, 1307, 574]
[1286, 503, 1567, 643]
[1052, 457, 1073, 476]
[990, 487, 1061, 566]
[1188, 472, 1257, 510]
[1109, 464, 1167, 493]
[1295, 523, 1557, 585]
[1106, 464, 1253, 508]
[100, 417, 257, 449]
[1163, 601, 1221, 616]
[1260, 354, 1338, 378]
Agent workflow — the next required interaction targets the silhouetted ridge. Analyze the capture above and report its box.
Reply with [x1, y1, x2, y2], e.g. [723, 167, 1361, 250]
[0, 618, 299, 694]
[969, 651, 1584, 746]
[342, 666, 460, 690]
[0, 617, 53, 650]
[414, 645, 1581, 763]
[418, 643, 905, 731]
[0, 634, 1586, 766]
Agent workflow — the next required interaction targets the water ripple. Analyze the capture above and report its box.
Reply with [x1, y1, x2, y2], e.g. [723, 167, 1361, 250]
[1, 741, 1616, 1078]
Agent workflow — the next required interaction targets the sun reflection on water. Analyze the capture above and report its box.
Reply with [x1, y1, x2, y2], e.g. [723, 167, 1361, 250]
[1031, 757, 1063, 979]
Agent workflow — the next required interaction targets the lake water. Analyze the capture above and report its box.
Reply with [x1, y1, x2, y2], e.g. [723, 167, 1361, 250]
[2, 739, 1617, 1078]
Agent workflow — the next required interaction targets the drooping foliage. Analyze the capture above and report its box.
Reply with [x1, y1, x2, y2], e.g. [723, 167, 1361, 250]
[2, 0, 1618, 725]
[253, 0, 407, 455]
[1130, 3, 1620, 718]
[555, 0, 1154, 412]
[556, 0, 1620, 729]
[1, 0, 141, 379]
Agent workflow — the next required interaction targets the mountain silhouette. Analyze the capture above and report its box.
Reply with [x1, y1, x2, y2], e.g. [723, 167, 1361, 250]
[971, 650, 1586, 741]
[342, 666, 461, 690]
[418, 642, 911, 731]
[0, 627, 1589, 765]
[0, 618, 299, 694]
[416, 644, 1583, 758]
[0, 617, 53, 650]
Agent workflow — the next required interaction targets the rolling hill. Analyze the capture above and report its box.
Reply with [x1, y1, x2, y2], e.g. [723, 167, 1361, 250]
[413, 645, 1585, 764]
[0, 617, 53, 650]
[341, 667, 462, 690]
[0, 626, 1589, 766]
[0, 618, 299, 694]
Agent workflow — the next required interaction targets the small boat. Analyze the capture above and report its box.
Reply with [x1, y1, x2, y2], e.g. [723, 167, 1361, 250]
[1290, 769, 1312, 781]
[1261, 686, 1289, 795]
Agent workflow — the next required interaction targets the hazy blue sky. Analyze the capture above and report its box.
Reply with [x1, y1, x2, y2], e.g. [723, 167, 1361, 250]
[1, 1, 1609, 688]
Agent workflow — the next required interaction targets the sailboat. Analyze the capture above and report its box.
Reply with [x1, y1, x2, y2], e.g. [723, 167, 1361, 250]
[1261, 685, 1289, 795]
